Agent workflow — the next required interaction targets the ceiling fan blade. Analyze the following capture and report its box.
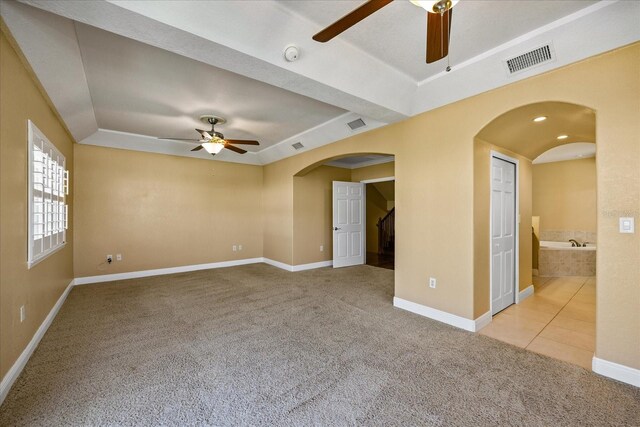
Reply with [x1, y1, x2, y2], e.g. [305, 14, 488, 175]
[426, 8, 452, 64]
[159, 137, 201, 141]
[312, 0, 393, 43]
[224, 139, 259, 145]
[224, 144, 247, 154]
[191, 145, 204, 152]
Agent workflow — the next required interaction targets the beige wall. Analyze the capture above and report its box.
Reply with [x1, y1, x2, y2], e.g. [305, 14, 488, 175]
[0, 31, 75, 379]
[533, 158, 597, 234]
[74, 145, 263, 277]
[473, 139, 533, 317]
[292, 166, 350, 265]
[261, 43, 640, 369]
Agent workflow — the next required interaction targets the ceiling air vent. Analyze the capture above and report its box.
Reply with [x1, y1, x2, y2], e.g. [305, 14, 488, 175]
[292, 142, 304, 150]
[347, 118, 366, 131]
[504, 43, 555, 76]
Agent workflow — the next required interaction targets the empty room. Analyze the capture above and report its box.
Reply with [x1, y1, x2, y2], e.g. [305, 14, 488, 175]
[1, 0, 639, 425]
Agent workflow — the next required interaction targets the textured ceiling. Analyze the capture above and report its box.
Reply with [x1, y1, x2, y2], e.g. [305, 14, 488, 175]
[75, 23, 346, 151]
[476, 101, 596, 160]
[281, 0, 598, 81]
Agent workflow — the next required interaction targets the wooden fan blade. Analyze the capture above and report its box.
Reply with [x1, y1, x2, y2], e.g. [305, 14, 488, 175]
[426, 9, 452, 64]
[224, 139, 259, 145]
[191, 145, 204, 152]
[224, 144, 247, 154]
[312, 0, 393, 43]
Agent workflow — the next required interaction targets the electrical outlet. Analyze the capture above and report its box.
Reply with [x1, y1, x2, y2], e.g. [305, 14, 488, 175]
[238, 245, 243, 251]
[429, 277, 437, 289]
[232, 245, 237, 252]
[20, 305, 26, 323]
[116, 253, 122, 261]
[320, 245, 324, 252]
[107, 254, 113, 264]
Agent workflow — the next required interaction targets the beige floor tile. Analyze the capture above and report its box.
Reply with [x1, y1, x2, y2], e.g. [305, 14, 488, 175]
[479, 276, 597, 370]
[501, 304, 557, 324]
[479, 320, 540, 348]
[517, 297, 564, 315]
[527, 336, 593, 370]
[491, 311, 548, 333]
[557, 303, 596, 323]
[547, 316, 595, 336]
[538, 325, 595, 352]
[571, 292, 596, 304]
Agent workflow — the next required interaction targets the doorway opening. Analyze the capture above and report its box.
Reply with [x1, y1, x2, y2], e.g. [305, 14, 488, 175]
[363, 178, 395, 270]
[475, 101, 597, 370]
[292, 153, 394, 270]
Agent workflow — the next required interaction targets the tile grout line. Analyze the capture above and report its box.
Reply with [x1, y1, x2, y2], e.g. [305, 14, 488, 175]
[524, 277, 591, 351]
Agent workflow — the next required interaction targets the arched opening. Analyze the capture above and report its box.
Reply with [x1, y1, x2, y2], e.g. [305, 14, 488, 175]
[473, 101, 597, 370]
[292, 153, 395, 271]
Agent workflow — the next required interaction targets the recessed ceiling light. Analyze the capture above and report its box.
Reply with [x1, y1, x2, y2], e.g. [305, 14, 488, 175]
[557, 135, 568, 140]
[533, 116, 547, 122]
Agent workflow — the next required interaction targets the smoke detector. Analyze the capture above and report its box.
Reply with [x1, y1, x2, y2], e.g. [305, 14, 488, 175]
[284, 45, 300, 62]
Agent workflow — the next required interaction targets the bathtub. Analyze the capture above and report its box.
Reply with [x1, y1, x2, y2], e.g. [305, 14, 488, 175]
[540, 240, 596, 251]
[538, 241, 596, 276]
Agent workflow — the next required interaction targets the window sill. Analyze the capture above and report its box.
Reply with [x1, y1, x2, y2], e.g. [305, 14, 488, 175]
[27, 242, 67, 269]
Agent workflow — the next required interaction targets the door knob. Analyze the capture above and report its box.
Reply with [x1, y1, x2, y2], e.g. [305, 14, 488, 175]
[334, 227, 341, 231]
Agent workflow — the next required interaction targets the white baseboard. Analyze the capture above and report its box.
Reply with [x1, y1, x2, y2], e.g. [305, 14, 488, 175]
[0, 279, 74, 406]
[474, 310, 493, 331]
[75, 258, 334, 285]
[394, 297, 488, 332]
[592, 356, 640, 388]
[292, 260, 332, 271]
[263, 258, 333, 272]
[74, 257, 264, 285]
[517, 285, 534, 303]
[262, 258, 294, 271]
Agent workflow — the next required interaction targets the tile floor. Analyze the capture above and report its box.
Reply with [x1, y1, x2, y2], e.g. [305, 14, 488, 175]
[479, 276, 596, 370]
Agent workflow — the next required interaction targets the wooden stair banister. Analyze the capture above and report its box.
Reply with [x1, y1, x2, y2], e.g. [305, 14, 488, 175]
[377, 207, 395, 255]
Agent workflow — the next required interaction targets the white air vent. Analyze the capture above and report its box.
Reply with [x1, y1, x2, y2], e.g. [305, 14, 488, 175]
[504, 43, 555, 76]
[292, 142, 304, 150]
[347, 118, 366, 131]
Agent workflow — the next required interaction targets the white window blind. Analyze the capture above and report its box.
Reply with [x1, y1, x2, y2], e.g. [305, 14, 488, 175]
[28, 120, 69, 268]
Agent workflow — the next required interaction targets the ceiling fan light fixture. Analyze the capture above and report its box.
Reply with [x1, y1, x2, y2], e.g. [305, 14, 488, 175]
[410, 0, 458, 13]
[202, 141, 225, 154]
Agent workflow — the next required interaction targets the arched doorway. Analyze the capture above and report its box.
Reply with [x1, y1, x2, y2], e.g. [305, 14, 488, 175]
[292, 153, 395, 270]
[473, 101, 597, 370]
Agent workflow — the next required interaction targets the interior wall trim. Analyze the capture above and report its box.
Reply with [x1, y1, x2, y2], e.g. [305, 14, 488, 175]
[74, 258, 265, 285]
[517, 285, 534, 303]
[592, 357, 640, 388]
[0, 279, 75, 406]
[393, 297, 490, 332]
[75, 258, 334, 285]
[262, 258, 333, 272]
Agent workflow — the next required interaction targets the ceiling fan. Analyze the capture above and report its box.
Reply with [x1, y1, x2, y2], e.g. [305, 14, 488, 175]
[312, 0, 457, 64]
[160, 115, 259, 156]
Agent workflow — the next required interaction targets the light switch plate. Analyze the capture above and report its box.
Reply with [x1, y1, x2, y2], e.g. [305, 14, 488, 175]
[619, 217, 634, 234]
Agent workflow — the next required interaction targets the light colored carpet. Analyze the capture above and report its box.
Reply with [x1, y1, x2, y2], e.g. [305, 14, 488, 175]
[1, 264, 638, 426]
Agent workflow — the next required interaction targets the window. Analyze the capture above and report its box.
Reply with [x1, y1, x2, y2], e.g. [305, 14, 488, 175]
[28, 120, 69, 268]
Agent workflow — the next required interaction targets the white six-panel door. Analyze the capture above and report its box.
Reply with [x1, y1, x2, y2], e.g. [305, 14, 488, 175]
[491, 157, 516, 314]
[333, 181, 365, 268]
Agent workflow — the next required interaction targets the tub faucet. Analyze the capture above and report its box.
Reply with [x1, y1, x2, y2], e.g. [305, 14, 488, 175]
[569, 239, 580, 247]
